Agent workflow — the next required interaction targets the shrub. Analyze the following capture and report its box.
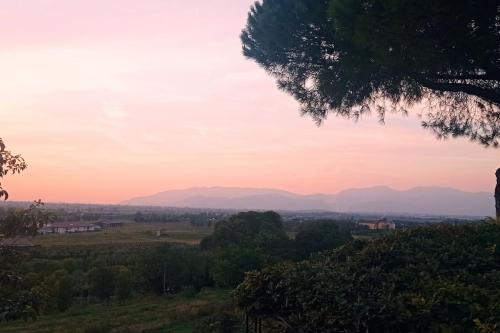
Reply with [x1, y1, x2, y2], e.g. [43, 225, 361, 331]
[294, 220, 353, 259]
[115, 266, 133, 301]
[210, 246, 265, 288]
[89, 266, 115, 301]
[235, 223, 500, 332]
[56, 275, 73, 312]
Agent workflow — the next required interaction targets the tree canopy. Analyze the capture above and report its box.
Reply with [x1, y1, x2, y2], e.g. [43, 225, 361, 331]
[241, 0, 500, 146]
[294, 220, 353, 259]
[201, 211, 290, 255]
[234, 223, 500, 332]
[0, 201, 53, 238]
[200, 211, 294, 288]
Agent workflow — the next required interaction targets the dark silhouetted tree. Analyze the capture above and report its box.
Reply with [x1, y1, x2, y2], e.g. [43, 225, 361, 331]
[201, 211, 293, 287]
[294, 220, 352, 259]
[201, 211, 291, 258]
[241, 0, 500, 146]
[56, 274, 73, 312]
[89, 267, 115, 301]
[235, 223, 500, 332]
[211, 246, 266, 288]
[137, 245, 211, 294]
[115, 266, 133, 301]
[0, 201, 53, 238]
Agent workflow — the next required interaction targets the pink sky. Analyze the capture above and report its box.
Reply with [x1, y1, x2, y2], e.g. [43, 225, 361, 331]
[1, 0, 498, 204]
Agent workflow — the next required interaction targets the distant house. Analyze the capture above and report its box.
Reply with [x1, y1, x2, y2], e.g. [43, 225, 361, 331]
[0, 237, 35, 247]
[39, 223, 102, 234]
[95, 220, 124, 228]
[359, 219, 396, 230]
[38, 225, 55, 235]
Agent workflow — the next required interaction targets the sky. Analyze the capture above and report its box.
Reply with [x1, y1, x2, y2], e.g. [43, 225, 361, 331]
[0, 0, 498, 204]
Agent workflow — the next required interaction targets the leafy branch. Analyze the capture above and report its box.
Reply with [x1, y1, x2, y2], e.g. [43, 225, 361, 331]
[0, 138, 27, 200]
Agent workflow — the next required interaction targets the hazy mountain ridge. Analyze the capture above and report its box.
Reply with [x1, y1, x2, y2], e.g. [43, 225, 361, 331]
[121, 186, 495, 216]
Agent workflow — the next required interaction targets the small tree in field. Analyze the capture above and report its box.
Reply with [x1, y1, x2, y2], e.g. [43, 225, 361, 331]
[115, 267, 133, 301]
[57, 274, 73, 312]
[89, 266, 115, 301]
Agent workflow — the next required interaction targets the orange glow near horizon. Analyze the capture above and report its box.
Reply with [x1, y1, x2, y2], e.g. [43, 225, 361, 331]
[1, 0, 498, 204]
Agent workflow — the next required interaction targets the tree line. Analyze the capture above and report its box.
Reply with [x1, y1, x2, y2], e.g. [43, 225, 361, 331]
[0, 209, 353, 323]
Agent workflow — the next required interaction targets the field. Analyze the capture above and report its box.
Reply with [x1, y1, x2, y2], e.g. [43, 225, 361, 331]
[3, 217, 391, 333]
[0, 222, 228, 333]
[33, 222, 213, 247]
[0, 290, 231, 333]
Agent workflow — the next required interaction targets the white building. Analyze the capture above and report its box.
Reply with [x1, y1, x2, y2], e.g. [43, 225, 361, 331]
[39, 223, 102, 234]
[359, 219, 396, 230]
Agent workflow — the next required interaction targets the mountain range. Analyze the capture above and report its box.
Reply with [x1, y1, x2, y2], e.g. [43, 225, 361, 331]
[120, 186, 495, 217]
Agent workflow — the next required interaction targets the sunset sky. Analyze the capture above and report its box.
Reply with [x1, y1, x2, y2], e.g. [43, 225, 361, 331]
[1, 0, 498, 204]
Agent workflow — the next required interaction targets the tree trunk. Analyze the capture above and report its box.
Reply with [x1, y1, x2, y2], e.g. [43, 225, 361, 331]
[495, 168, 500, 221]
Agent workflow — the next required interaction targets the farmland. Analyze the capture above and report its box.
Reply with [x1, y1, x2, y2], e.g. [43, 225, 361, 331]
[33, 222, 213, 247]
[0, 290, 231, 333]
[2, 207, 491, 333]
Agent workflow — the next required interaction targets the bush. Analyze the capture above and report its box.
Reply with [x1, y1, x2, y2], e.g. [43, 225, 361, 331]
[136, 245, 212, 295]
[56, 274, 73, 312]
[210, 246, 265, 288]
[115, 266, 133, 301]
[294, 220, 353, 259]
[235, 223, 500, 332]
[89, 266, 115, 301]
[201, 211, 290, 257]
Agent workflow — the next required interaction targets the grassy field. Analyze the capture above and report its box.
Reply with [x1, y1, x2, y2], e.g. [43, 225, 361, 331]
[0, 290, 231, 333]
[33, 222, 213, 247]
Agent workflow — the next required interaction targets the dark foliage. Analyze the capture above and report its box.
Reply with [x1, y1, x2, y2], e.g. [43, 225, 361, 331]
[0, 138, 27, 200]
[210, 246, 266, 288]
[201, 211, 291, 257]
[294, 220, 353, 259]
[241, 0, 500, 146]
[136, 244, 212, 294]
[0, 202, 53, 321]
[201, 211, 295, 288]
[56, 274, 73, 312]
[115, 266, 133, 301]
[235, 223, 500, 332]
[89, 266, 115, 301]
[0, 201, 54, 238]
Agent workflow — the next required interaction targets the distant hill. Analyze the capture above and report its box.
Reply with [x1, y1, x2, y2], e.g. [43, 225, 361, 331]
[121, 186, 495, 217]
[121, 187, 329, 211]
[325, 186, 493, 216]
